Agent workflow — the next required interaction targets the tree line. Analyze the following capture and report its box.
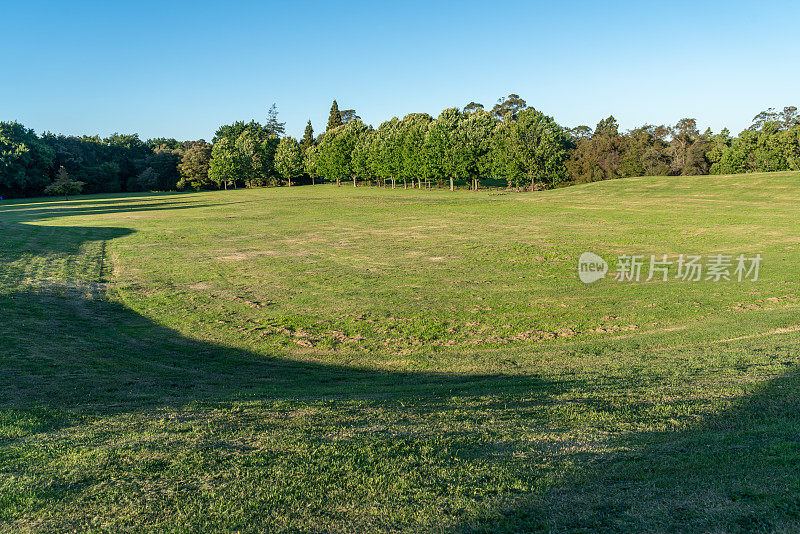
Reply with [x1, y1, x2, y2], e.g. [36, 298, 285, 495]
[1, 96, 798, 198]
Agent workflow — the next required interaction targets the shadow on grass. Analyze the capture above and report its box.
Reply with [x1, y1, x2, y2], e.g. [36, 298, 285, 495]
[2, 197, 800, 532]
[461, 367, 800, 532]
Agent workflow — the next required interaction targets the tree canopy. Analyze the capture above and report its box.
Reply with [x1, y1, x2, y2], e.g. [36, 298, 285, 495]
[2, 100, 799, 198]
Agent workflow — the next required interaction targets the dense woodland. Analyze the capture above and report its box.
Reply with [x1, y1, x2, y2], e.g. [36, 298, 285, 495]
[1, 95, 799, 198]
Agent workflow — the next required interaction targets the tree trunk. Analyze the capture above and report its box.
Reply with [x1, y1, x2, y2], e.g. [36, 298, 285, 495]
[391, 177, 395, 189]
[336, 178, 340, 187]
[449, 176, 454, 192]
[530, 175, 535, 191]
[403, 179, 407, 189]
[353, 176, 357, 187]
[312, 176, 315, 185]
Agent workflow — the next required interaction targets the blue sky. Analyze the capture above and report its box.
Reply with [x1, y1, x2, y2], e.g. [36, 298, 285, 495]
[3, 0, 798, 140]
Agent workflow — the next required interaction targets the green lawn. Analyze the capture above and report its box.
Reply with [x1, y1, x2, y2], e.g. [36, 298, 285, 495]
[2, 172, 800, 532]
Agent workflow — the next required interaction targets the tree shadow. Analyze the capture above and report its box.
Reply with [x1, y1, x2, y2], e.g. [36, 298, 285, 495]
[462, 361, 800, 532]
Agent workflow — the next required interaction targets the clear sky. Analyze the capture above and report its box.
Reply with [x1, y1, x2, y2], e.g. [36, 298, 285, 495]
[3, 0, 798, 141]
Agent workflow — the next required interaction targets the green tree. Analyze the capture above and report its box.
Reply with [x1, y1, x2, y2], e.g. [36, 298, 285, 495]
[327, 100, 343, 132]
[351, 128, 376, 187]
[265, 104, 286, 137]
[301, 121, 315, 151]
[177, 140, 213, 190]
[567, 125, 593, 141]
[341, 109, 361, 124]
[127, 167, 159, 191]
[566, 116, 624, 183]
[274, 136, 303, 186]
[317, 120, 368, 186]
[463, 101, 484, 114]
[0, 122, 56, 197]
[147, 148, 182, 190]
[706, 128, 732, 174]
[208, 137, 241, 189]
[399, 113, 433, 189]
[668, 119, 711, 176]
[491, 94, 528, 120]
[457, 109, 497, 190]
[210, 121, 279, 188]
[43, 166, 84, 199]
[372, 118, 404, 188]
[234, 129, 265, 187]
[303, 144, 320, 185]
[494, 108, 569, 189]
[619, 125, 670, 177]
[749, 106, 800, 132]
[213, 121, 254, 143]
[424, 108, 463, 191]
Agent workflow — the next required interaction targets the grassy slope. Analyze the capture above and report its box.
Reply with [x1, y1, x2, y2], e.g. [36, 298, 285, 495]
[1, 172, 800, 532]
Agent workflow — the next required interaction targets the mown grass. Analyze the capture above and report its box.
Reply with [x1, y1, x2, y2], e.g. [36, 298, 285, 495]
[1, 172, 800, 532]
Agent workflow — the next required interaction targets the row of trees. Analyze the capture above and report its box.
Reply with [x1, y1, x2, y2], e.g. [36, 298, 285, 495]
[567, 106, 800, 181]
[310, 102, 564, 190]
[2, 98, 799, 198]
[0, 122, 192, 197]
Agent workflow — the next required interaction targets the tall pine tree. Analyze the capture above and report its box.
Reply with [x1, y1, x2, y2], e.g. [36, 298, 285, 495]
[327, 100, 343, 132]
[301, 120, 314, 150]
[265, 103, 286, 137]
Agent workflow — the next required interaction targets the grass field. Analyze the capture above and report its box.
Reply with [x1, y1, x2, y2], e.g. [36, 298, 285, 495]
[2, 172, 800, 532]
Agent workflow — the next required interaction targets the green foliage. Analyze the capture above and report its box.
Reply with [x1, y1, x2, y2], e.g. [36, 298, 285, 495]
[317, 120, 368, 186]
[667, 118, 711, 176]
[399, 113, 433, 186]
[371, 118, 404, 186]
[264, 103, 286, 137]
[146, 148, 182, 190]
[127, 167, 159, 191]
[491, 93, 528, 120]
[209, 121, 279, 188]
[618, 125, 670, 177]
[566, 116, 624, 183]
[457, 109, 497, 189]
[493, 108, 569, 188]
[234, 129, 270, 186]
[274, 136, 303, 186]
[566, 106, 799, 183]
[4, 99, 800, 198]
[300, 120, 315, 151]
[463, 101, 484, 114]
[424, 108, 463, 189]
[208, 137, 240, 189]
[42, 166, 84, 197]
[178, 140, 213, 190]
[340, 109, 360, 124]
[303, 144, 320, 183]
[351, 128, 375, 184]
[326, 100, 343, 132]
[711, 125, 800, 175]
[0, 122, 55, 196]
[748, 106, 800, 132]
